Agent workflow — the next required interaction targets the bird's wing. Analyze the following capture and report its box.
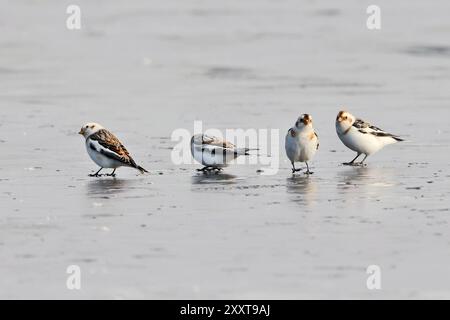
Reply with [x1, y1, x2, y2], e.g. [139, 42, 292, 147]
[88, 129, 138, 167]
[199, 134, 236, 149]
[353, 118, 402, 140]
[353, 118, 383, 132]
[287, 128, 297, 138]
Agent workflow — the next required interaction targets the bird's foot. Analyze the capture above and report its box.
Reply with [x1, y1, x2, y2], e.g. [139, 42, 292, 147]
[343, 162, 366, 167]
[197, 167, 221, 174]
[304, 170, 314, 175]
[89, 173, 103, 177]
[106, 173, 116, 177]
[292, 168, 302, 174]
[356, 162, 367, 167]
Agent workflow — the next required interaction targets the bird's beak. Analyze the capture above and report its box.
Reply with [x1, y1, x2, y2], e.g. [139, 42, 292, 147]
[301, 118, 311, 125]
[337, 110, 347, 122]
[78, 129, 84, 135]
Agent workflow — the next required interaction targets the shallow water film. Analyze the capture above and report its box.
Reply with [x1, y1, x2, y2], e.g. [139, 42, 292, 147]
[1, 0, 450, 299]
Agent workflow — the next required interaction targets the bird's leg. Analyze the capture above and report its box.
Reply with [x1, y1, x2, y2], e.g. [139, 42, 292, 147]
[106, 169, 116, 177]
[304, 162, 313, 175]
[343, 153, 362, 166]
[357, 155, 369, 166]
[89, 168, 103, 177]
[291, 162, 302, 173]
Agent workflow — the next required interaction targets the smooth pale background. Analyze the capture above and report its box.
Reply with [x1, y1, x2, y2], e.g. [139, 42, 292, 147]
[0, 0, 449, 299]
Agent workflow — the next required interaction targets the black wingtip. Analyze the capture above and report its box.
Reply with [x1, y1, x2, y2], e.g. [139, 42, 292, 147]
[393, 136, 404, 142]
[244, 148, 260, 155]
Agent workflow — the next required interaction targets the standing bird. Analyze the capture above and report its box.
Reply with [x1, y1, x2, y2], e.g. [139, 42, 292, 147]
[285, 114, 319, 174]
[78, 123, 148, 177]
[335, 110, 403, 166]
[190, 133, 257, 172]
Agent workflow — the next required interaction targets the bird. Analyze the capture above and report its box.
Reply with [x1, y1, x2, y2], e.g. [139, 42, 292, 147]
[335, 110, 403, 166]
[285, 114, 319, 174]
[78, 123, 148, 177]
[190, 133, 257, 172]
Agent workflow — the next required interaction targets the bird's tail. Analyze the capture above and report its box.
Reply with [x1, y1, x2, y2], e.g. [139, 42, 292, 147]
[237, 148, 259, 156]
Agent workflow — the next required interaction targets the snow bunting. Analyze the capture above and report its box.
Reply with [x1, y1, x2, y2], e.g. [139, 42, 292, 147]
[285, 114, 319, 174]
[335, 111, 403, 166]
[190, 133, 257, 172]
[79, 123, 148, 177]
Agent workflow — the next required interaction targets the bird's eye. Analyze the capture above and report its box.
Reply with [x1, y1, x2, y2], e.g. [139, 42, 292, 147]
[344, 116, 347, 120]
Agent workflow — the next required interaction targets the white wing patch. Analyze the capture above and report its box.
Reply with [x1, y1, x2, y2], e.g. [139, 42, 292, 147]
[191, 134, 253, 167]
[88, 139, 127, 163]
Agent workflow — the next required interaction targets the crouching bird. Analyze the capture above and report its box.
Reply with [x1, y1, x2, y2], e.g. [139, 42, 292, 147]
[79, 122, 148, 177]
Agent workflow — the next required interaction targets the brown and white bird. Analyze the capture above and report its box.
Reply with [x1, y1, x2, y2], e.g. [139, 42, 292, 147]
[79, 123, 148, 177]
[335, 110, 403, 166]
[285, 114, 319, 174]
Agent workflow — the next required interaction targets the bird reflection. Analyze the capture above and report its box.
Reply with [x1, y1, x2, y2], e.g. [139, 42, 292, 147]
[336, 166, 374, 190]
[86, 178, 133, 197]
[286, 174, 317, 206]
[335, 166, 394, 201]
[191, 173, 237, 186]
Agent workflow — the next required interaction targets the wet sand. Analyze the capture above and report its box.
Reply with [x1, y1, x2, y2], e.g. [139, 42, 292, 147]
[1, 0, 450, 299]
